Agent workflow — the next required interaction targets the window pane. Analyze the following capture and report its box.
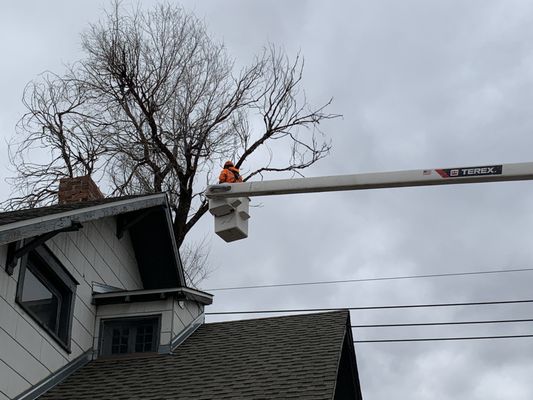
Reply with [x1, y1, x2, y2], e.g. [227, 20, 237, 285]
[111, 327, 129, 354]
[20, 268, 60, 332]
[135, 324, 154, 352]
[101, 317, 159, 356]
[16, 245, 76, 351]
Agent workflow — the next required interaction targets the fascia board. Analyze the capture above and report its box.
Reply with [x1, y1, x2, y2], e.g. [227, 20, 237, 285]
[92, 286, 214, 305]
[160, 196, 186, 285]
[0, 193, 167, 246]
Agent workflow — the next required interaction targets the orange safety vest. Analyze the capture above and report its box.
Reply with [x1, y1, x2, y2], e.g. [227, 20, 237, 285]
[219, 166, 243, 183]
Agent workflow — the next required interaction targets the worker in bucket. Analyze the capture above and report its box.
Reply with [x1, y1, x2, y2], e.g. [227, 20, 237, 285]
[219, 160, 243, 183]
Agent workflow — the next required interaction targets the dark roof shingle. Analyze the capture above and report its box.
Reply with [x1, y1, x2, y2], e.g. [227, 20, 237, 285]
[40, 311, 349, 400]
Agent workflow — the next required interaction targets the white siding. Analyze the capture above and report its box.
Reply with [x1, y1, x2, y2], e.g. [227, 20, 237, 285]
[0, 217, 141, 399]
[172, 299, 203, 338]
[0, 359, 29, 399]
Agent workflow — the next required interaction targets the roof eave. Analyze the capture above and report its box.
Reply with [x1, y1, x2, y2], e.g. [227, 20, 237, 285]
[92, 287, 213, 306]
[0, 193, 168, 246]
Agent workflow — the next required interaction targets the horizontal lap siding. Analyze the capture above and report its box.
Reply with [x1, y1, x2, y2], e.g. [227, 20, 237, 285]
[0, 217, 141, 399]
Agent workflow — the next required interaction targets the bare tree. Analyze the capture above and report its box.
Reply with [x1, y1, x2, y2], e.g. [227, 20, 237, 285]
[9, 72, 108, 207]
[7, 3, 339, 283]
[179, 236, 213, 289]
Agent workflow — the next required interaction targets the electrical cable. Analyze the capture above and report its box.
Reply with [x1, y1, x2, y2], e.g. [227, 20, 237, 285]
[205, 267, 533, 291]
[351, 317, 533, 328]
[354, 334, 533, 343]
[205, 298, 533, 315]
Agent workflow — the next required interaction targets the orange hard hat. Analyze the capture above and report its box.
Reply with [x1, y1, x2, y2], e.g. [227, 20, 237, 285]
[224, 160, 234, 168]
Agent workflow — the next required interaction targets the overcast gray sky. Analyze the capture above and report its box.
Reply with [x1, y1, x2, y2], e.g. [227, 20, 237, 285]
[3, 1, 533, 399]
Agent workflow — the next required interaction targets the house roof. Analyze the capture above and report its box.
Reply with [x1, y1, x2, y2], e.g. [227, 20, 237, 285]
[0, 193, 186, 289]
[39, 311, 360, 400]
[0, 195, 147, 227]
[0, 193, 168, 245]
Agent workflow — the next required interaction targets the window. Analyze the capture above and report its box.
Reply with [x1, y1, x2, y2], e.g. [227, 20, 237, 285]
[100, 316, 160, 356]
[16, 245, 77, 351]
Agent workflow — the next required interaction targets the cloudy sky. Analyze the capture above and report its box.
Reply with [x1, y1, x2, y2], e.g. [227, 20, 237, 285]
[3, 1, 533, 399]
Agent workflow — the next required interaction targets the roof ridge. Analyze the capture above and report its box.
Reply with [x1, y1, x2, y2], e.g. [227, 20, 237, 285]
[204, 309, 349, 325]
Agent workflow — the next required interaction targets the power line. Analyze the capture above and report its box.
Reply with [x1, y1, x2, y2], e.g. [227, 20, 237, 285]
[205, 298, 533, 315]
[352, 317, 533, 329]
[205, 267, 533, 291]
[354, 334, 533, 343]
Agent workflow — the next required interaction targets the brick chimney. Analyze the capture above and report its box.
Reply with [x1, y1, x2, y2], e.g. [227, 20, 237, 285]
[58, 175, 104, 204]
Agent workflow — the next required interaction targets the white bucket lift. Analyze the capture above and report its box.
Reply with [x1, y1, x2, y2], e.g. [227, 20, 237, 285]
[209, 196, 250, 242]
[206, 162, 533, 242]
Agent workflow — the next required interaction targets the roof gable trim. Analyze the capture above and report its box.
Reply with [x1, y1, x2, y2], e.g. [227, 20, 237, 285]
[0, 194, 167, 246]
[168, 313, 205, 352]
[331, 312, 363, 400]
[14, 350, 92, 400]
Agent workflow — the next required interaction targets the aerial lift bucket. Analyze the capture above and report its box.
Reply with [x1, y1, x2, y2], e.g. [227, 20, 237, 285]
[209, 197, 250, 242]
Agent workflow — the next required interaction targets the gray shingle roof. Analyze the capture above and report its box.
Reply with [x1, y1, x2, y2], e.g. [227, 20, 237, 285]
[0, 195, 148, 227]
[39, 311, 350, 400]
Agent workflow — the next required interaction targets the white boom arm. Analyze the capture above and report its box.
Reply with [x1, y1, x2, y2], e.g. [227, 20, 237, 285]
[206, 162, 533, 242]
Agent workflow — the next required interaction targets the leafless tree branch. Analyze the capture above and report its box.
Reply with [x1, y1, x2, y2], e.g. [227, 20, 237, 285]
[6, 3, 339, 283]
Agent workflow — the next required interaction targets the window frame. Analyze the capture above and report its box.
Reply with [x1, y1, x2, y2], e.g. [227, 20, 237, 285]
[15, 244, 77, 353]
[99, 315, 161, 357]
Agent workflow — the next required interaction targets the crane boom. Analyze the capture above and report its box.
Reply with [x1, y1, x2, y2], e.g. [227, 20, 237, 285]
[206, 161, 533, 242]
[206, 162, 533, 199]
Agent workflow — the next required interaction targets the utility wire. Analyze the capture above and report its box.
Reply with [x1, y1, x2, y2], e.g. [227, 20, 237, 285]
[351, 317, 533, 329]
[206, 267, 533, 291]
[205, 298, 533, 315]
[354, 334, 533, 343]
